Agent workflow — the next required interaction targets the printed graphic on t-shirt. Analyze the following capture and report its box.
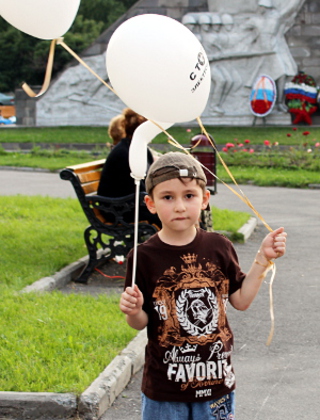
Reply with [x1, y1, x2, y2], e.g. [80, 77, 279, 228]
[152, 253, 235, 394]
[176, 287, 218, 337]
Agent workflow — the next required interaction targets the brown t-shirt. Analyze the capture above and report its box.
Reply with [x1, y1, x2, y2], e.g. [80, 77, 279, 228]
[125, 229, 246, 403]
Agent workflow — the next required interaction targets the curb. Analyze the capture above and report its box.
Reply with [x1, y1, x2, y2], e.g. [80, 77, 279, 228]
[0, 392, 77, 420]
[238, 216, 258, 241]
[21, 257, 87, 293]
[0, 330, 146, 420]
[0, 165, 55, 173]
[3, 221, 257, 419]
[78, 330, 147, 420]
[215, 217, 257, 243]
[20, 249, 108, 294]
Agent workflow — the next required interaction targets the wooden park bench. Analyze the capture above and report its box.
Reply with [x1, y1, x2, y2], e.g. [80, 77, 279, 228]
[60, 159, 159, 283]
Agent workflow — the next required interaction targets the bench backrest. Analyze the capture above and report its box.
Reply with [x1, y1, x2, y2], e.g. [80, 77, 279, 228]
[64, 159, 105, 196]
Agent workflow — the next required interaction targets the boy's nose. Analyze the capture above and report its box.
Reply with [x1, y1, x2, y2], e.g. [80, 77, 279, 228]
[174, 198, 186, 212]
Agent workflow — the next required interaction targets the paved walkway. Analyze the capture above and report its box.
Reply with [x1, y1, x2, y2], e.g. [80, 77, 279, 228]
[0, 168, 76, 198]
[1, 168, 319, 420]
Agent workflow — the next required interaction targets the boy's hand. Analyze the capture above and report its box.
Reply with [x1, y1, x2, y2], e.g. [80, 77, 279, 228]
[259, 227, 287, 261]
[119, 285, 144, 316]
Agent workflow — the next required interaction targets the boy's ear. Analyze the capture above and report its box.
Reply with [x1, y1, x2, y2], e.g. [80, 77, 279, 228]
[201, 190, 211, 210]
[145, 194, 157, 214]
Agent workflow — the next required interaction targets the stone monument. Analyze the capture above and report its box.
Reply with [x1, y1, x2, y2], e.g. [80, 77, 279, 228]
[182, 0, 306, 124]
[31, 0, 310, 127]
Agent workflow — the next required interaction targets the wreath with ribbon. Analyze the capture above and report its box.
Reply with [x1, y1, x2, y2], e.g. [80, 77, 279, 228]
[284, 72, 319, 125]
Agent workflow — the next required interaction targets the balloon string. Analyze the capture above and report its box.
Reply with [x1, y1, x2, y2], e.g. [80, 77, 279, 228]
[56, 38, 118, 95]
[266, 263, 276, 346]
[152, 118, 272, 232]
[196, 117, 276, 345]
[151, 118, 276, 345]
[22, 38, 118, 98]
[196, 116, 273, 233]
[22, 39, 57, 97]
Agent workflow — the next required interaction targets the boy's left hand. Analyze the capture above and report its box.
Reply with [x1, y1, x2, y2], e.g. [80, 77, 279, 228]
[259, 227, 287, 261]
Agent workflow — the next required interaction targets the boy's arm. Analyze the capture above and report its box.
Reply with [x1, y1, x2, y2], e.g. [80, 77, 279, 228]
[119, 285, 149, 330]
[229, 227, 287, 311]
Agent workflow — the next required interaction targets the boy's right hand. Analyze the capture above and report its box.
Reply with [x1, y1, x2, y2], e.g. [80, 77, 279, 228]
[119, 285, 144, 316]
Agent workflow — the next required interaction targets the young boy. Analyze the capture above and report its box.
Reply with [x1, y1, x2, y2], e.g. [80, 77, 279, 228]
[120, 151, 287, 420]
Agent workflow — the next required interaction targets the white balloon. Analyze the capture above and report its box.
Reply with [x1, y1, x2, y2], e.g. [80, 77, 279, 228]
[106, 14, 211, 124]
[129, 121, 172, 180]
[0, 0, 81, 40]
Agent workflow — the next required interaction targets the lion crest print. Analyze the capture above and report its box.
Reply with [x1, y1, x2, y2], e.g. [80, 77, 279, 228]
[152, 253, 232, 347]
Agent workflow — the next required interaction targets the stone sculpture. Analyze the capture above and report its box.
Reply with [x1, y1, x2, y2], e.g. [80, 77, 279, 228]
[33, 0, 307, 127]
[182, 0, 306, 122]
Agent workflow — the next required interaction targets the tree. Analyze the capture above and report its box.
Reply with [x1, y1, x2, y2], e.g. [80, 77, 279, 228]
[0, 0, 137, 93]
[78, 0, 128, 31]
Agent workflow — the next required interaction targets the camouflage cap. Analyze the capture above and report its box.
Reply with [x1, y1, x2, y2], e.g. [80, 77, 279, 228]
[145, 151, 207, 194]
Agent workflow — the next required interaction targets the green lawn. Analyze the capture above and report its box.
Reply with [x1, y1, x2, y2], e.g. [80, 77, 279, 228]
[1, 124, 319, 145]
[0, 291, 136, 394]
[0, 147, 101, 171]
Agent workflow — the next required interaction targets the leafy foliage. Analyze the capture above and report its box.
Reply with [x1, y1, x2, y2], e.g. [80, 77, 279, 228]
[0, 0, 137, 92]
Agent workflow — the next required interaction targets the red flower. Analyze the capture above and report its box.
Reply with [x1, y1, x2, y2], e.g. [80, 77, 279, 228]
[222, 147, 228, 152]
[293, 127, 298, 131]
[287, 133, 292, 137]
[226, 142, 235, 148]
[264, 140, 271, 146]
[244, 139, 250, 144]
[303, 131, 310, 136]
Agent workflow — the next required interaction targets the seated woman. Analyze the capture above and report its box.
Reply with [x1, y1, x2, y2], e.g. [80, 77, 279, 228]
[107, 114, 126, 148]
[98, 108, 161, 228]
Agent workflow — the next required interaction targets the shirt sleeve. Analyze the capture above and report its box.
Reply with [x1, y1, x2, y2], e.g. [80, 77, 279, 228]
[225, 239, 246, 296]
[124, 245, 153, 316]
[124, 248, 134, 289]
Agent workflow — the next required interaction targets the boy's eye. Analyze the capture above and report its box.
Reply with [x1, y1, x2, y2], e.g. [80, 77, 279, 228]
[163, 195, 172, 200]
[186, 194, 194, 199]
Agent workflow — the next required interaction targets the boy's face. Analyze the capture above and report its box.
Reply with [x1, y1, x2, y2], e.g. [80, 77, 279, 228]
[145, 177, 210, 233]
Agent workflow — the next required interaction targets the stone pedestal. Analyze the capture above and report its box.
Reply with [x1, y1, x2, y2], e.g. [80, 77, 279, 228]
[15, 87, 40, 126]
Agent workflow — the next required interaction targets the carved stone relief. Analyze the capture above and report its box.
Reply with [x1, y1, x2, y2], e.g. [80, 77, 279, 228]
[182, 0, 306, 123]
[35, 0, 308, 127]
